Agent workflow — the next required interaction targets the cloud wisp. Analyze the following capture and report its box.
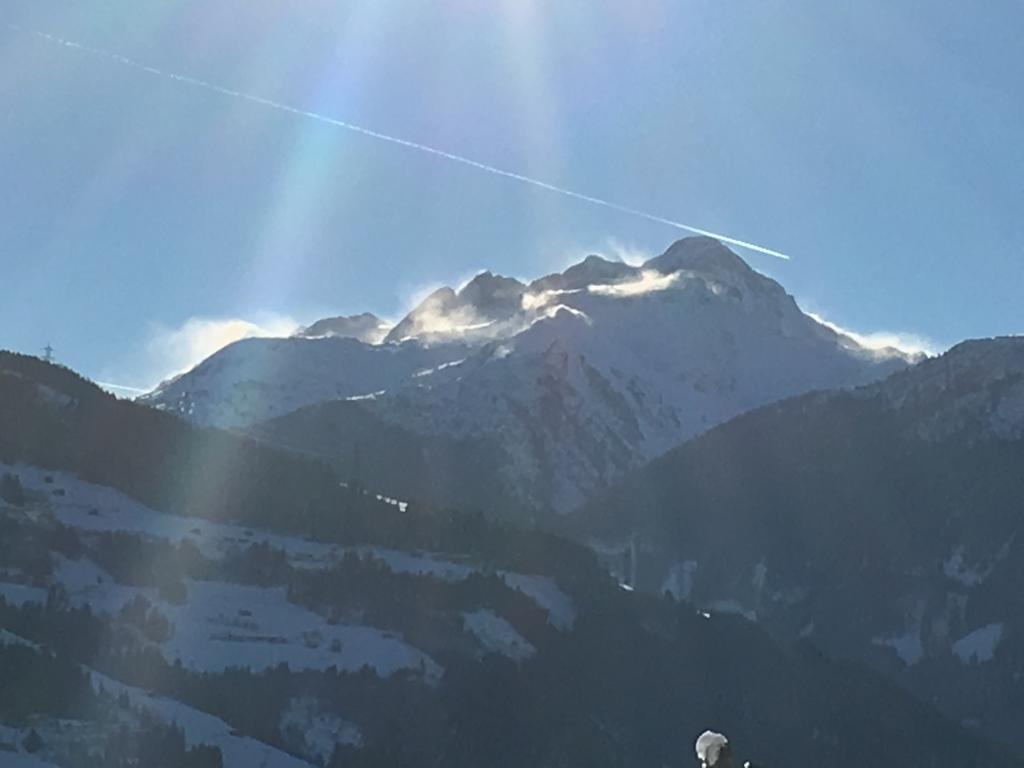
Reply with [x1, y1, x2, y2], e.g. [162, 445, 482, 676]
[122, 314, 297, 392]
[588, 270, 680, 298]
[806, 311, 941, 357]
[153, 314, 299, 379]
[603, 238, 652, 267]
[12, 24, 792, 261]
[94, 314, 300, 395]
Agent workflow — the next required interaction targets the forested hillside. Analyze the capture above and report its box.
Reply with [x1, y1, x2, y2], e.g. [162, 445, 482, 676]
[0, 352, 1017, 767]
[579, 338, 1024, 752]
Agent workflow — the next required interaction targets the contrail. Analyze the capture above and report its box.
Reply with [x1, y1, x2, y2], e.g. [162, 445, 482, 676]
[10, 24, 792, 261]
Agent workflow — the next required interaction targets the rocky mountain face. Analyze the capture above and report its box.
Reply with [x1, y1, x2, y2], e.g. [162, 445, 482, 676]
[294, 312, 392, 344]
[578, 337, 1024, 750]
[143, 237, 913, 515]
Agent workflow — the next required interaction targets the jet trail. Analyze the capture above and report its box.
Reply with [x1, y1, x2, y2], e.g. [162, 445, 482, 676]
[10, 25, 792, 260]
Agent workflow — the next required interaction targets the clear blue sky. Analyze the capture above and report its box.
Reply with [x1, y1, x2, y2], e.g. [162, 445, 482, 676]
[2, 0, 1022, 388]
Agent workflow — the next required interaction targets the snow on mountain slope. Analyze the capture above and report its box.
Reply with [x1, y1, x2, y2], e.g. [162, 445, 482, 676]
[0, 710, 87, 768]
[280, 697, 361, 763]
[2, 463, 575, 629]
[140, 336, 468, 429]
[0, 627, 315, 768]
[6, 545, 442, 680]
[89, 670, 316, 768]
[144, 237, 913, 512]
[462, 609, 536, 661]
[366, 237, 914, 511]
[0, 582, 47, 607]
[499, 573, 576, 631]
[159, 580, 442, 678]
[384, 272, 530, 345]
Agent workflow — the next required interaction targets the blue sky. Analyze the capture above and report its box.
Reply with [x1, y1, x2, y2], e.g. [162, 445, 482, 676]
[2, 0, 1022, 389]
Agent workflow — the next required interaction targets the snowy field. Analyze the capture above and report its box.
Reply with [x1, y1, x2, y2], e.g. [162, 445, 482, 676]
[280, 697, 361, 764]
[1, 463, 575, 633]
[462, 609, 536, 661]
[952, 623, 1003, 665]
[1, 606, 333, 768]
[5, 550, 441, 680]
[90, 670, 316, 768]
[0, 748, 62, 768]
[0, 582, 47, 607]
[159, 580, 442, 678]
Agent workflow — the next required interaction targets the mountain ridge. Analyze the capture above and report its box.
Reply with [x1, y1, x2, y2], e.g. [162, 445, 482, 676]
[144, 237, 915, 515]
[294, 312, 392, 344]
[576, 334, 1024, 750]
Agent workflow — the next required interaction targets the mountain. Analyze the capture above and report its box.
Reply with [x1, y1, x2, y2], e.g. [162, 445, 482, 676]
[528, 254, 637, 293]
[383, 272, 528, 345]
[577, 336, 1024, 751]
[139, 336, 469, 429]
[294, 313, 391, 344]
[145, 237, 914, 516]
[0, 352, 1018, 768]
[248, 400, 509, 517]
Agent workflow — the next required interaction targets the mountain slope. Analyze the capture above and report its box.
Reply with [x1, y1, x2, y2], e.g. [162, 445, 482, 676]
[144, 237, 913, 516]
[360, 237, 914, 512]
[139, 336, 468, 429]
[1, 354, 1020, 768]
[578, 336, 1024, 750]
[247, 400, 510, 517]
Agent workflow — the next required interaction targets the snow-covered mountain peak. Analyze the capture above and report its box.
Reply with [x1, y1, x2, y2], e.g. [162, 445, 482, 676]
[530, 254, 638, 293]
[145, 236, 915, 512]
[294, 312, 391, 344]
[458, 271, 527, 308]
[383, 288, 463, 343]
[383, 274, 529, 345]
[643, 235, 752, 276]
[362, 240, 912, 511]
[383, 238, 789, 347]
[641, 237, 785, 307]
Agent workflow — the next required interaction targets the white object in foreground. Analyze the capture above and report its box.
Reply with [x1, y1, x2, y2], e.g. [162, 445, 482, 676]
[696, 730, 730, 767]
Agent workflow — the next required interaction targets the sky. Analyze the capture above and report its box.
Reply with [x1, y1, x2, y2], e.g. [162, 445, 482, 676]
[1, 0, 1022, 390]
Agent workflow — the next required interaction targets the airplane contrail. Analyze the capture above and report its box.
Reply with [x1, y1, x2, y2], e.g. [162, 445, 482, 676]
[10, 24, 792, 261]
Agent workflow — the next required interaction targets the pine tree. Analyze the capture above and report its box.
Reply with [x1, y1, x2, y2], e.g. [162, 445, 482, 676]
[23, 728, 44, 754]
[0, 473, 25, 506]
